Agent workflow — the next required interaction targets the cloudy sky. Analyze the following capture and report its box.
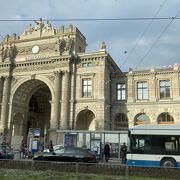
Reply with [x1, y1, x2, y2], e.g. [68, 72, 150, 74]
[0, 0, 180, 71]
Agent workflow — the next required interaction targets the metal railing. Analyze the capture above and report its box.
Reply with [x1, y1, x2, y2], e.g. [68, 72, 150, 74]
[0, 159, 179, 179]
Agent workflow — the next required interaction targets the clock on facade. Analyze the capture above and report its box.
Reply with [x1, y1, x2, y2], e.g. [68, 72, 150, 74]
[32, 45, 40, 54]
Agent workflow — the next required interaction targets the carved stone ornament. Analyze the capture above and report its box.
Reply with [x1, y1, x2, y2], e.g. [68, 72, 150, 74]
[0, 43, 17, 62]
[11, 77, 18, 88]
[22, 19, 54, 36]
[47, 75, 55, 84]
[31, 74, 36, 80]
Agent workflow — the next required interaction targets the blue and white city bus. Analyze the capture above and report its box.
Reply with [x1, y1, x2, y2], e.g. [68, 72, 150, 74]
[127, 124, 180, 167]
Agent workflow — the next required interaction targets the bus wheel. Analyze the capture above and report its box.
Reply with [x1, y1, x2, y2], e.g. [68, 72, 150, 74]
[161, 158, 176, 168]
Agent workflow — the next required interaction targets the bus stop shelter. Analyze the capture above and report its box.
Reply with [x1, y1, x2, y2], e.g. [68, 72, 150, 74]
[55, 130, 128, 160]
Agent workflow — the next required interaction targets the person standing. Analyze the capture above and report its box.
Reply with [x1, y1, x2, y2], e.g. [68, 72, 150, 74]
[121, 142, 127, 164]
[49, 140, 54, 152]
[104, 143, 110, 162]
[20, 140, 25, 159]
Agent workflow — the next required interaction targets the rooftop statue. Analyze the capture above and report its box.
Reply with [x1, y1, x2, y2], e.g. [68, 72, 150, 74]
[42, 21, 53, 32]
[21, 18, 54, 38]
[34, 18, 44, 31]
[64, 35, 73, 52]
[100, 42, 106, 50]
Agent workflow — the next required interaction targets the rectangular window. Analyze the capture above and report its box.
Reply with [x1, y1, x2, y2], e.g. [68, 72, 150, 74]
[82, 63, 87, 67]
[137, 81, 148, 100]
[82, 62, 92, 67]
[117, 83, 126, 100]
[82, 79, 92, 97]
[160, 80, 170, 99]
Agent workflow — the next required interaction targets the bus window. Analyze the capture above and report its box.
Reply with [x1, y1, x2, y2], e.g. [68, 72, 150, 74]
[163, 136, 180, 154]
[131, 136, 145, 153]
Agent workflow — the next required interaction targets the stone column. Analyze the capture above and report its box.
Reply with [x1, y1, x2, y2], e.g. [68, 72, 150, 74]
[0, 76, 11, 134]
[69, 62, 76, 129]
[0, 77, 4, 115]
[49, 71, 62, 143]
[53, 71, 62, 129]
[60, 70, 70, 129]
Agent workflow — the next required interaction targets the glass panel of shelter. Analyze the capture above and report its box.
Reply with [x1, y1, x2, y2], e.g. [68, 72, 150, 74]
[56, 130, 128, 161]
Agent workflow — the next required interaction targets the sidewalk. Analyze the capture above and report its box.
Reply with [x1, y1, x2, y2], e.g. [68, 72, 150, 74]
[99, 158, 122, 164]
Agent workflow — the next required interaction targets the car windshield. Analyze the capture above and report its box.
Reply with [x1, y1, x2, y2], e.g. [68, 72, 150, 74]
[54, 147, 65, 154]
[0, 145, 12, 153]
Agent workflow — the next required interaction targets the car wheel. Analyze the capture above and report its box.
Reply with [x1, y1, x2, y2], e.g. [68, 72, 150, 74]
[161, 158, 176, 168]
[76, 159, 83, 163]
[38, 156, 44, 161]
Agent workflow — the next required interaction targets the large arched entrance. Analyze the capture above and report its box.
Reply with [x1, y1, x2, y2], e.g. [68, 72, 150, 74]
[76, 109, 95, 130]
[11, 79, 52, 145]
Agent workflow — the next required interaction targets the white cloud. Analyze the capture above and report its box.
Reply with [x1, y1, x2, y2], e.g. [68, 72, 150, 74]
[0, 0, 180, 70]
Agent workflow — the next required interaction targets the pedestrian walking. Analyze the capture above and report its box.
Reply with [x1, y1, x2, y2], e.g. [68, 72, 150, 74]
[20, 140, 25, 159]
[120, 142, 127, 164]
[104, 143, 110, 162]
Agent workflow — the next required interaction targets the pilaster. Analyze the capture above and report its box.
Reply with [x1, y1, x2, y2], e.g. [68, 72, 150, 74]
[0, 77, 4, 115]
[53, 70, 62, 129]
[0, 76, 11, 134]
[127, 74, 134, 102]
[60, 70, 70, 129]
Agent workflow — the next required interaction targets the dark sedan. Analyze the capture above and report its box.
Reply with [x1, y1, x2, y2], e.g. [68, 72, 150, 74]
[0, 145, 14, 159]
[33, 146, 97, 163]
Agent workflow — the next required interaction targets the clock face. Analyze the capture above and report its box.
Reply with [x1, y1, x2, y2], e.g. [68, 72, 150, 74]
[32, 45, 40, 54]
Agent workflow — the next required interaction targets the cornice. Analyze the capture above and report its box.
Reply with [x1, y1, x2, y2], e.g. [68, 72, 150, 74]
[128, 70, 179, 77]
[78, 52, 107, 62]
[0, 56, 73, 73]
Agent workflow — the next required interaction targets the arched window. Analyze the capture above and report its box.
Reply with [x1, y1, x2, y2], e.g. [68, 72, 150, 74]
[114, 113, 128, 130]
[157, 112, 174, 124]
[134, 113, 150, 125]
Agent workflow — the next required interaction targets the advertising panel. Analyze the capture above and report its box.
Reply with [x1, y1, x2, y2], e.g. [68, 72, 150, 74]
[64, 133, 77, 147]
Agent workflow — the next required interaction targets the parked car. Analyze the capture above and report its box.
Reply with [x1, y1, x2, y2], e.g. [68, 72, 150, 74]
[0, 145, 14, 159]
[43, 144, 64, 153]
[34, 146, 97, 163]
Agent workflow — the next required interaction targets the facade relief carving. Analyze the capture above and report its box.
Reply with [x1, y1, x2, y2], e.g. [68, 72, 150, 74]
[31, 74, 36, 80]
[47, 75, 55, 85]
[56, 38, 66, 55]
[0, 43, 17, 62]
[11, 77, 18, 88]
[56, 35, 74, 55]
[17, 44, 55, 56]
[53, 70, 62, 78]
[64, 35, 74, 52]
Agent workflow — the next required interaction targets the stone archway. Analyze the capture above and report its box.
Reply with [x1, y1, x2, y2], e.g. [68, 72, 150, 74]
[11, 79, 52, 144]
[12, 112, 23, 136]
[76, 109, 95, 130]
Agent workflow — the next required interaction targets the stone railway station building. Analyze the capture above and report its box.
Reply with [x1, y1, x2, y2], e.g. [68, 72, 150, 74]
[0, 20, 180, 146]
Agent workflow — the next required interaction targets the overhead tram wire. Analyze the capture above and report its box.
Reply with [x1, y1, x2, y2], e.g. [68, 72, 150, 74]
[120, 0, 168, 69]
[0, 17, 180, 22]
[135, 10, 180, 69]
